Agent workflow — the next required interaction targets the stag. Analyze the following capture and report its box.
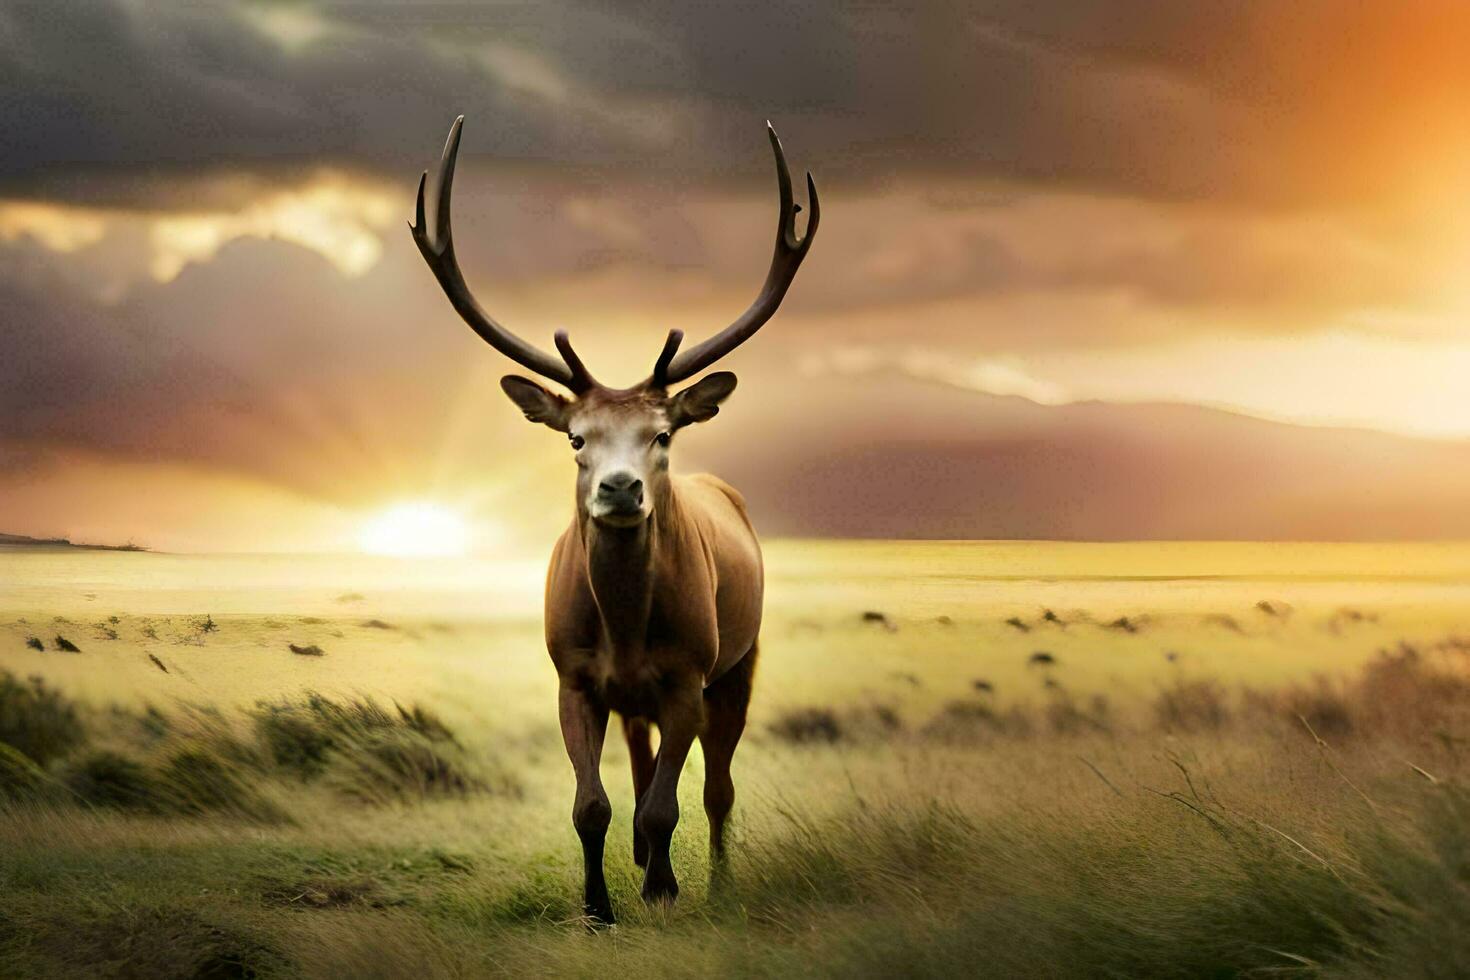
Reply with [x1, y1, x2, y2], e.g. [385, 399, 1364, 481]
[410, 117, 818, 924]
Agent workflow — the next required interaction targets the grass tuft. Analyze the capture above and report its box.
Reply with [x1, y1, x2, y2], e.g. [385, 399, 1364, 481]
[330, 732, 481, 805]
[923, 699, 1033, 741]
[2, 628, 1469, 976]
[0, 672, 85, 766]
[0, 905, 283, 979]
[158, 747, 285, 823]
[252, 693, 496, 804]
[64, 750, 160, 811]
[768, 707, 844, 744]
[1153, 678, 1232, 732]
[0, 742, 47, 801]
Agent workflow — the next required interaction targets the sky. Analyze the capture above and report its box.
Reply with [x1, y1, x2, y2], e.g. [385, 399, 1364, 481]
[2, 1, 1469, 551]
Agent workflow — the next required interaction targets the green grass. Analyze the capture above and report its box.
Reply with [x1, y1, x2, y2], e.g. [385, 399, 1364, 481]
[1, 644, 1468, 978]
[0, 674, 84, 767]
[3, 542, 1469, 976]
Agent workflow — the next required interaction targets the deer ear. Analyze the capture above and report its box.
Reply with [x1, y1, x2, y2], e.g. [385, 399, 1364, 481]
[668, 372, 737, 429]
[500, 376, 571, 432]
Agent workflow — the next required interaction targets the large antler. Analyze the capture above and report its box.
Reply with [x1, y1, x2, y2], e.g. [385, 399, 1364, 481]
[650, 123, 819, 388]
[411, 116, 597, 393]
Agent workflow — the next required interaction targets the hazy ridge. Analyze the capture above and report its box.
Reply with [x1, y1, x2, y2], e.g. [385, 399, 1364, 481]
[695, 372, 1470, 540]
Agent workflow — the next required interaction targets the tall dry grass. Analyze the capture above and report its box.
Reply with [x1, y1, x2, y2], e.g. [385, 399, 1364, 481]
[0, 641, 1467, 978]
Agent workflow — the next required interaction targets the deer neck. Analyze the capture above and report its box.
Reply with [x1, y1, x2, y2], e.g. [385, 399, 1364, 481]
[581, 488, 677, 653]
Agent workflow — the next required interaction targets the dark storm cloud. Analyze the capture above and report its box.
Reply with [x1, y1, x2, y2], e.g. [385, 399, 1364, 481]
[0, 0, 576, 201]
[3, 0, 1467, 543]
[6, 0, 1464, 207]
[0, 229, 466, 497]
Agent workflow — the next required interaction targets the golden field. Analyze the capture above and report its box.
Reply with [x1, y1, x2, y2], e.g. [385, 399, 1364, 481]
[1, 541, 1468, 978]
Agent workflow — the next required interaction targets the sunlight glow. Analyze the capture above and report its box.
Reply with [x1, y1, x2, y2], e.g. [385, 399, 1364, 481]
[0, 202, 108, 252]
[149, 178, 396, 282]
[358, 502, 471, 557]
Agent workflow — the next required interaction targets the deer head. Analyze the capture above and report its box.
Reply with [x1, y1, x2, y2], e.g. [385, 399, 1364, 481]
[410, 116, 818, 527]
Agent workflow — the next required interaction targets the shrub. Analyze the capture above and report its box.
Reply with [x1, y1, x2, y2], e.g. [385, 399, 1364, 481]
[254, 705, 334, 778]
[768, 707, 844, 744]
[923, 700, 1033, 741]
[1278, 680, 1355, 738]
[1045, 691, 1111, 736]
[1245, 645, 1470, 744]
[395, 703, 459, 744]
[65, 751, 160, 811]
[0, 672, 85, 765]
[1153, 678, 1230, 733]
[0, 742, 46, 801]
[251, 694, 488, 804]
[158, 748, 284, 823]
[1353, 646, 1470, 739]
[330, 732, 481, 805]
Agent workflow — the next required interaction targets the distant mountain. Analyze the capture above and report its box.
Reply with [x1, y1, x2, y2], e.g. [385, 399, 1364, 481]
[0, 532, 147, 551]
[686, 371, 1470, 540]
[0, 533, 65, 547]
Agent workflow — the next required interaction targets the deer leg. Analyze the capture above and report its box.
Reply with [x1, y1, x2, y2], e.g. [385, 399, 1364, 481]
[559, 682, 614, 926]
[700, 643, 757, 882]
[637, 681, 704, 904]
[623, 716, 656, 868]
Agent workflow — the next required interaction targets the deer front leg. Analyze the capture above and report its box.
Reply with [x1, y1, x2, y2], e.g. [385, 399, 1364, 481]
[701, 643, 756, 882]
[623, 716, 656, 869]
[636, 680, 704, 904]
[559, 681, 614, 926]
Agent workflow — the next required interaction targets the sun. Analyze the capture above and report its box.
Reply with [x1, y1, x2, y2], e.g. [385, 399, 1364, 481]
[357, 501, 471, 557]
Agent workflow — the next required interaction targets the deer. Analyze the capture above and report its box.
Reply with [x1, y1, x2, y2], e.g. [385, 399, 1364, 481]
[410, 116, 818, 925]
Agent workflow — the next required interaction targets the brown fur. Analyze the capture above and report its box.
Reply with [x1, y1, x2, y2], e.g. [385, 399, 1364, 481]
[546, 462, 762, 921]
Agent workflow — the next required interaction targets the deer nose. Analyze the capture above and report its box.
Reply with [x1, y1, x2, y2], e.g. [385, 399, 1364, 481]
[598, 472, 643, 502]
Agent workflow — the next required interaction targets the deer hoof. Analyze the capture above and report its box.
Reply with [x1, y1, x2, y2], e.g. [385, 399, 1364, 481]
[582, 906, 616, 932]
[640, 876, 679, 906]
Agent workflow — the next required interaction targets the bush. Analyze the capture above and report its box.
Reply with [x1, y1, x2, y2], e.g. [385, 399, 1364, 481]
[65, 751, 160, 811]
[251, 694, 488, 804]
[1242, 645, 1470, 744]
[1353, 646, 1470, 739]
[254, 706, 335, 778]
[158, 748, 285, 823]
[768, 707, 844, 744]
[922, 700, 1033, 741]
[1044, 691, 1111, 736]
[0, 742, 46, 801]
[330, 731, 481, 805]
[1153, 678, 1231, 733]
[0, 672, 85, 766]
[1278, 680, 1355, 738]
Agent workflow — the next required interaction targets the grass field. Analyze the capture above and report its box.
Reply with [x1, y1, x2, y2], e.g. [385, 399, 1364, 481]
[2, 541, 1469, 978]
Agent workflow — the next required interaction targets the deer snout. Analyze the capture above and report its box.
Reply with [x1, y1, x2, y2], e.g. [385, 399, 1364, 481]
[596, 472, 644, 511]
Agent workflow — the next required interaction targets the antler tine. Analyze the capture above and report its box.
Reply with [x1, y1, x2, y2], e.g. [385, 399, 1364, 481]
[655, 122, 818, 386]
[648, 329, 685, 389]
[413, 170, 428, 239]
[411, 116, 595, 392]
[553, 330, 598, 391]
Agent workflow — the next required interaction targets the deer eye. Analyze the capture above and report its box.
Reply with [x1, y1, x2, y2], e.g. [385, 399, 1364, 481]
[654, 432, 671, 448]
[569, 435, 585, 450]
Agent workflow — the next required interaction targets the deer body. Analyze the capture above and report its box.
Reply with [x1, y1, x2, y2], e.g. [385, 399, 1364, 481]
[547, 473, 762, 705]
[547, 472, 762, 909]
[410, 116, 816, 924]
